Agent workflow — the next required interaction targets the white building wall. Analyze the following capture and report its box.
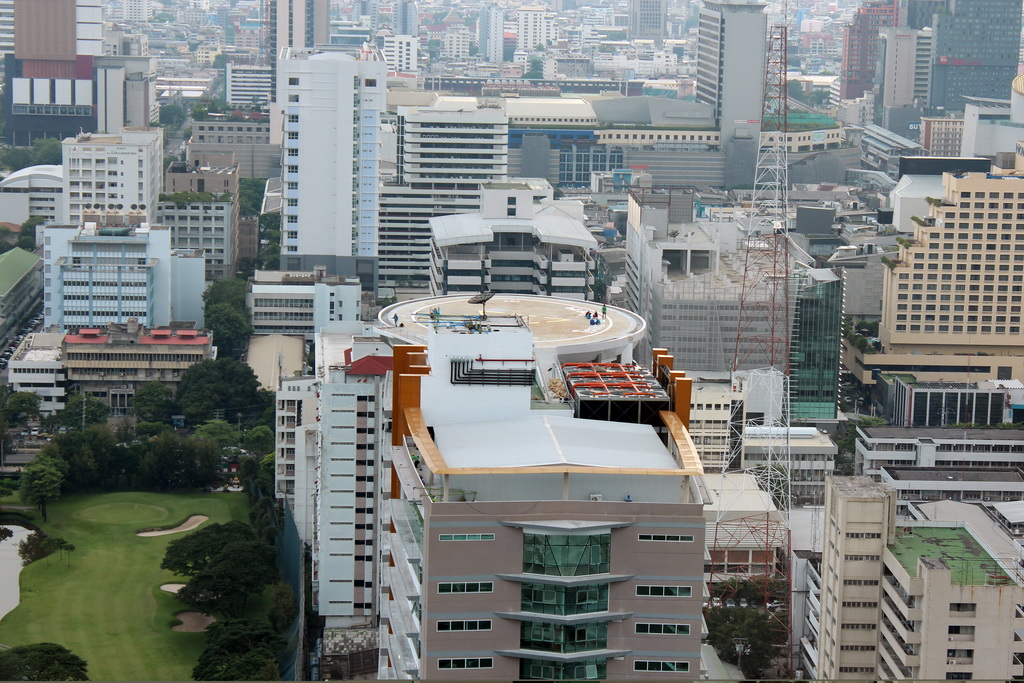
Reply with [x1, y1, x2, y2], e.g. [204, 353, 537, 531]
[382, 35, 418, 73]
[478, 4, 504, 63]
[226, 64, 274, 106]
[278, 48, 386, 260]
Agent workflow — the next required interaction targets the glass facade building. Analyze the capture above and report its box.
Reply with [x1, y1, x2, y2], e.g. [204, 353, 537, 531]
[790, 268, 844, 421]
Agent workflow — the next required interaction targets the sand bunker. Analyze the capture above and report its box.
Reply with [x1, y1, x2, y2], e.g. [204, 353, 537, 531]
[137, 515, 209, 537]
[172, 611, 215, 632]
[160, 583, 186, 594]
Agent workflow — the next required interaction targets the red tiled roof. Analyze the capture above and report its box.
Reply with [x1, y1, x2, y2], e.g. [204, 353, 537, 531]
[348, 355, 393, 376]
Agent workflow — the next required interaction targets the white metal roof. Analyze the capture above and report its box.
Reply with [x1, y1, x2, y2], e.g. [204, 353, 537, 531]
[432, 414, 678, 470]
[429, 204, 597, 250]
[0, 164, 63, 189]
[993, 500, 1024, 524]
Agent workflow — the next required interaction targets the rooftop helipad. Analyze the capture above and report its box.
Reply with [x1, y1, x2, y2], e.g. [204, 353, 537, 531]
[378, 295, 646, 351]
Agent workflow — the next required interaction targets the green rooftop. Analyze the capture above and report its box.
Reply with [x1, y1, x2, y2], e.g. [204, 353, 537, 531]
[888, 526, 1013, 586]
[0, 247, 39, 296]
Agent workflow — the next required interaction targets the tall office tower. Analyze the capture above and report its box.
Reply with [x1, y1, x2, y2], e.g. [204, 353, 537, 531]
[928, 0, 1022, 111]
[478, 4, 504, 62]
[123, 0, 151, 21]
[392, 0, 418, 36]
[382, 34, 418, 74]
[516, 6, 556, 53]
[60, 128, 162, 225]
[838, 0, 897, 100]
[379, 309, 705, 680]
[4, 0, 105, 145]
[897, 0, 947, 29]
[694, 0, 766, 189]
[0, 0, 13, 56]
[816, 477, 895, 679]
[268, 0, 328, 98]
[42, 222, 205, 330]
[277, 48, 386, 280]
[876, 27, 932, 112]
[628, 0, 668, 41]
[789, 268, 843, 421]
[377, 100, 508, 287]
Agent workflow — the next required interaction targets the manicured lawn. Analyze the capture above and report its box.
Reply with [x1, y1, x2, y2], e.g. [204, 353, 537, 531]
[0, 491, 251, 681]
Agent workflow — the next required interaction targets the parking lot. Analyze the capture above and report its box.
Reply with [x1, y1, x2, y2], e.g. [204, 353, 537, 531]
[0, 309, 43, 370]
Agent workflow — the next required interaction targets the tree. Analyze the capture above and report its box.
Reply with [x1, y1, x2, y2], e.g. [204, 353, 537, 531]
[192, 619, 284, 681]
[138, 433, 218, 490]
[176, 359, 263, 425]
[202, 277, 248, 310]
[19, 454, 64, 521]
[31, 138, 62, 165]
[238, 178, 267, 218]
[705, 606, 787, 678]
[242, 426, 274, 456]
[177, 540, 279, 617]
[267, 582, 297, 632]
[4, 391, 41, 425]
[524, 57, 544, 79]
[205, 303, 252, 359]
[131, 382, 175, 423]
[53, 392, 110, 430]
[0, 643, 89, 681]
[18, 216, 44, 251]
[161, 520, 256, 577]
[193, 419, 240, 448]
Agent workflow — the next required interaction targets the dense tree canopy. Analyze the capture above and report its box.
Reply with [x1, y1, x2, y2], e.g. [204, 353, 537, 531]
[137, 433, 219, 491]
[238, 178, 267, 218]
[161, 521, 256, 577]
[4, 391, 41, 425]
[177, 540, 278, 617]
[132, 382, 176, 423]
[706, 606, 787, 679]
[19, 454, 65, 521]
[192, 619, 283, 681]
[176, 359, 264, 425]
[0, 643, 89, 681]
[49, 392, 111, 431]
[204, 303, 252, 359]
[0, 138, 63, 172]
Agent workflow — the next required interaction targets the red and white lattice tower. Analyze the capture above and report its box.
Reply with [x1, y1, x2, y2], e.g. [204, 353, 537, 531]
[709, 22, 794, 678]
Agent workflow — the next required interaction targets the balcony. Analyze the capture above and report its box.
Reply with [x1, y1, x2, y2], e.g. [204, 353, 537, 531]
[880, 637, 914, 679]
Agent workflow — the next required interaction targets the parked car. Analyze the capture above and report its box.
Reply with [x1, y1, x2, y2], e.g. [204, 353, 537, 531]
[766, 600, 783, 612]
[710, 597, 722, 608]
[725, 598, 736, 608]
[739, 598, 748, 607]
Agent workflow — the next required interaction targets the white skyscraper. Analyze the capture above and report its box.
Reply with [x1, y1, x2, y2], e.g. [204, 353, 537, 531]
[382, 34, 418, 73]
[478, 4, 504, 63]
[516, 6, 556, 53]
[123, 0, 152, 21]
[60, 128, 163, 224]
[278, 47, 386, 269]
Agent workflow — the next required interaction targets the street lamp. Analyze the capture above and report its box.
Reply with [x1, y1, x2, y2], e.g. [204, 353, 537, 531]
[734, 637, 749, 673]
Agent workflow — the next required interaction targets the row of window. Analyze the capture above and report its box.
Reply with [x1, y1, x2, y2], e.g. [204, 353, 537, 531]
[438, 658, 690, 673]
[437, 582, 693, 597]
[436, 533, 692, 543]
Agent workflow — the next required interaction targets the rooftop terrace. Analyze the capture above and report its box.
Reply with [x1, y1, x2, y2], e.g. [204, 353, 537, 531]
[888, 526, 1013, 586]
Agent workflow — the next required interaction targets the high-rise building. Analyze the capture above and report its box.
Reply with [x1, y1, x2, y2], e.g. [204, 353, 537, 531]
[816, 476, 1024, 680]
[694, 0, 766, 188]
[225, 64, 273, 106]
[790, 268, 843, 421]
[268, 0, 329, 99]
[60, 128, 163, 225]
[277, 47, 386, 280]
[897, 0, 947, 30]
[377, 99, 508, 287]
[392, 0, 418, 36]
[42, 222, 205, 330]
[382, 34, 418, 73]
[478, 4, 504, 63]
[515, 6, 556, 53]
[3, 0, 105, 144]
[123, 0, 151, 22]
[378, 304, 705, 680]
[877, 172, 1024, 378]
[928, 0, 1022, 111]
[876, 27, 932, 113]
[838, 0, 897, 101]
[628, 0, 668, 41]
[0, 0, 14, 56]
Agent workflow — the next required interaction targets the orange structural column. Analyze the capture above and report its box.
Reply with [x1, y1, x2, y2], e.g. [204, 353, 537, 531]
[390, 345, 427, 446]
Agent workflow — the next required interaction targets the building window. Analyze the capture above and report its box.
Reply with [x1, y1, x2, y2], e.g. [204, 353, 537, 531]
[437, 581, 493, 594]
[520, 582, 608, 616]
[636, 585, 691, 597]
[635, 623, 690, 635]
[520, 621, 607, 654]
[519, 658, 605, 680]
[634, 660, 690, 673]
[439, 533, 495, 541]
[437, 620, 491, 631]
[437, 658, 492, 670]
[522, 533, 610, 576]
[638, 534, 694, 542]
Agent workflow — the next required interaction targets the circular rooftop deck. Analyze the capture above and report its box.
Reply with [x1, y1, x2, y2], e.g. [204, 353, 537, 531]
[378, 295, 646, 352]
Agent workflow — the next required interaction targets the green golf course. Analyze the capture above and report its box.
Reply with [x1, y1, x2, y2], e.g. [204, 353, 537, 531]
[0, 491, 251, 681]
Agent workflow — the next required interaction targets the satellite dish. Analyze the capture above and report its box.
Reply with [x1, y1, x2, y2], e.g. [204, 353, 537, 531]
[468, 291, 495, 319]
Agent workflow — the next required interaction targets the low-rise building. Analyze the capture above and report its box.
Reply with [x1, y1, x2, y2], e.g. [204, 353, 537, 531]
[247, 269, 362, 338]
[8, 332, 67, 415]
[62, 320, 214, 415]
[0, 164, 63, 225]
[875, 374, 1024, 427]
[188, 116, 281, 179]
[225, 64, 273, 106]
[880, 466, 1024, 515]
[856, 426, 1024, 479]
[0, 247, 41, 349]
[743, 426, 837, 505]
[428, 185, 596, 299]
[157, 177, 239, 281]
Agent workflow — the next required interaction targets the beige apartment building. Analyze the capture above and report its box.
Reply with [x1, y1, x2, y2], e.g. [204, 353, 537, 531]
[845, 171, 1024, 383]
[817, 476, 1024, 680]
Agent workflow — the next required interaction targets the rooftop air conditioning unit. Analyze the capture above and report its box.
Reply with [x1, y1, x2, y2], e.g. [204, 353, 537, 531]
[589, 493, 603, 501]
[948, 660, 957, 665]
